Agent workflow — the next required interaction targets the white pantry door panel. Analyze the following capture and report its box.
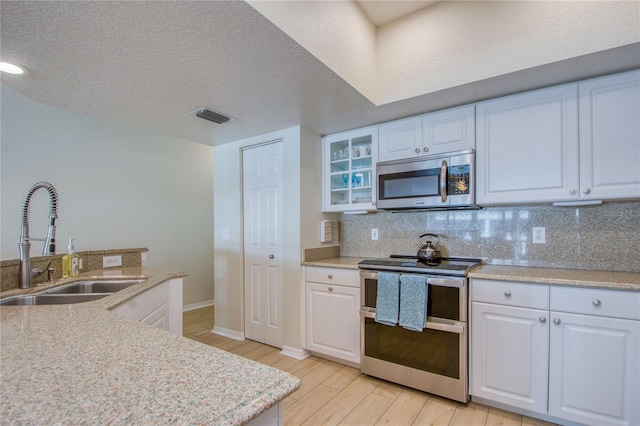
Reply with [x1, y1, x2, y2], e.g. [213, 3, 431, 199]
[243, 141, 284, 348]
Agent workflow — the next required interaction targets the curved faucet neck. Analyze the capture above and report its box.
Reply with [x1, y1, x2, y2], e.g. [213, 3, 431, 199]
[19, 182, 59, 289]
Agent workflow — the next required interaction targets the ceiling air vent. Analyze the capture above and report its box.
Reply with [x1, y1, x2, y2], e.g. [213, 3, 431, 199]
[193, 107, 235, 125]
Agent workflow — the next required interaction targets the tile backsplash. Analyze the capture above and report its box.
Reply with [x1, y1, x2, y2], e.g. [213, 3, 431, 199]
[339, 201, 640, 272]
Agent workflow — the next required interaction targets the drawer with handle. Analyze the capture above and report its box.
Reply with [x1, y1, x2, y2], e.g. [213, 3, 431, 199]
[470, 279, 549, 310]
[550, 286, 640, 320]
[305, 266, 359, 288]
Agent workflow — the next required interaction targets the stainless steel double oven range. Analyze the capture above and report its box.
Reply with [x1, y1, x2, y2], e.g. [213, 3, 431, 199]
[358, 256, 481, 403]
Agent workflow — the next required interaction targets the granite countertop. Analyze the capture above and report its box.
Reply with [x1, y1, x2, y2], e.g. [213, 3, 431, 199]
[0, 267, 300, 424]
[469, 264, 640, 291]
[303, 257, 640, 291]
[302, 256, 367, 269]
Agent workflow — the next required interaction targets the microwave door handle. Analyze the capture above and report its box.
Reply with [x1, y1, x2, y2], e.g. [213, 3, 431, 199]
[440, 160, 448, 203]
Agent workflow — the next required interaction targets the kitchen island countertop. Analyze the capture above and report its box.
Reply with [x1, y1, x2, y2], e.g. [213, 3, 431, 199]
[0, 267, 300, 424]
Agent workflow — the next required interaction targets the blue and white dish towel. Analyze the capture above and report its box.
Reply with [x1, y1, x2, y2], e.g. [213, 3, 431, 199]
[399, 274, 428, 332]
[374, 272, 400, 326]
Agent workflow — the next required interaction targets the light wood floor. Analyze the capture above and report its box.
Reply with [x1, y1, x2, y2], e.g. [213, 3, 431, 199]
[183, 307, 554, 426]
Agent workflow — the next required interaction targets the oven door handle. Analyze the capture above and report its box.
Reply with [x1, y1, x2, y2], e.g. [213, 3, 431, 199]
[427, 321, 465, 334]
[359, 308, 465, 334]
[359, 307, 376, 319]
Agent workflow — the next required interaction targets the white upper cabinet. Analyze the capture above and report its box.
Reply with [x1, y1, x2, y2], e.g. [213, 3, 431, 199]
[578, 70, 640, 201]
[378, 116, 422, 162]
[378, 105, 475, 162]
[322, 126, 378, 212]
[477, 70, 640, 205]
[423, 105, 475, 156]
[476, 84, 580, 205]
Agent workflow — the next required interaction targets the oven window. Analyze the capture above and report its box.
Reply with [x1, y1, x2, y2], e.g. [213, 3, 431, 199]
[363, 279, 460, 321]
[379, 169, 440, 200]
[364, 318, 460, 379]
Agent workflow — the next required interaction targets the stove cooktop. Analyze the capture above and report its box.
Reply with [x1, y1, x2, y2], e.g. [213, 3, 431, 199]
[358, 256, 482, 276]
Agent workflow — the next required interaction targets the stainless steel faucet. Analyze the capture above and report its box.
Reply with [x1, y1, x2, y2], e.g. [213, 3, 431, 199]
[19, 182, 59, 289]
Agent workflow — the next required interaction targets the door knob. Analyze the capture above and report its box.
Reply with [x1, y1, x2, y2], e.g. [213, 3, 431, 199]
[269, 254, 274, 259]
[539, 317, 547, 324]
[553, 318, 561, 325]
[414, 148, 421, 154]
[423, 147, 429, 153]
[583, 188, 591, 195]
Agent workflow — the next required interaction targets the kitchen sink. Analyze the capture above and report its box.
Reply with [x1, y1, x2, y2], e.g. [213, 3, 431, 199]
[43, 280, 144, 294]
[0, 293, 110, 306]
[0, 279, 145, 306]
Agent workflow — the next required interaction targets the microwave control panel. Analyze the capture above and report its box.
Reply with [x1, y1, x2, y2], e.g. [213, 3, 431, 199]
[447, 164, 470, 195]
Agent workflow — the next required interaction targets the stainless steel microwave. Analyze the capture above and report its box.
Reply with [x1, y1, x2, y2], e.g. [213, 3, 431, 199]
[376, 149, 478, 210]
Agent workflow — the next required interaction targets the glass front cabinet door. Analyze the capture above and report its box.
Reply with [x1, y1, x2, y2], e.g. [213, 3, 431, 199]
[323, 126, 378, 212]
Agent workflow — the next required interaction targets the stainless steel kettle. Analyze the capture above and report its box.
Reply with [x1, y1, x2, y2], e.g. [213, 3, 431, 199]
[417, 233, 441, 262]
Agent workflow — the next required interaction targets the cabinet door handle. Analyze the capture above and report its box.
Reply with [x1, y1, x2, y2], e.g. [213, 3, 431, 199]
[328, 287, 334, 292]
[539, 317, 547, 324]
[269, 254, 274, 259]
[328, 274, 333, 279]
[553, 318, 561, 325]
[592, 299, 601, 307]
[423, 147, 429, 153]
[570, 189, 577, 195]
[414, 148, 421, 154]
[583, 188, 591, 195]
[504, 291, 511, 297]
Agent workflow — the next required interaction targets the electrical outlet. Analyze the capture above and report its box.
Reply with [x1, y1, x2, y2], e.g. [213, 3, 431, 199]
[103, 255, 122, 268]
[371, 228, 379, 241]
[532, 227, 546, 244]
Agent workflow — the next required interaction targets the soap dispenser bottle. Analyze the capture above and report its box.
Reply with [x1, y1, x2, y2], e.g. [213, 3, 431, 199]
[62, 238, 80, 278]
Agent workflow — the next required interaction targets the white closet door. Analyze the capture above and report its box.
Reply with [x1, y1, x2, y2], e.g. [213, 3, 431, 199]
[243, 141, 284, 348]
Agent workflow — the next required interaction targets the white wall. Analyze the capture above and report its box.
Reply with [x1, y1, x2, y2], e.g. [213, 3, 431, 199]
[0, 83, 214, 306]
[248, 1, 639, 106]
[213, 125, 332, 350]
[376, 0, 640, 104]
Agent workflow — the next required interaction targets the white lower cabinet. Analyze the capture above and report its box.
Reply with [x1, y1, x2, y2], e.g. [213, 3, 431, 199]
[548, 286, 640, 426]
[111, 278, 183, 336]
[305, 267, 360, 364]
[471, 303, 549, 413]
[471, 280, 550, 414]
[471, 279, 640, 426]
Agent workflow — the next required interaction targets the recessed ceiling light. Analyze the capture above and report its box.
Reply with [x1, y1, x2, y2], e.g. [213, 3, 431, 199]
[0, 62, 28, 75]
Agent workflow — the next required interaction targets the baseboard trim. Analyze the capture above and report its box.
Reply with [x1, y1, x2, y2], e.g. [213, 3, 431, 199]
[182, 299, 215, 312]
[212, 326, 245, 341]
[281, 345, 310, 360]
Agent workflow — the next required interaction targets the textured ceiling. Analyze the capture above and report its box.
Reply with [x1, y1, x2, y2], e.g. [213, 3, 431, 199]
[1, 1, 638, 147]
